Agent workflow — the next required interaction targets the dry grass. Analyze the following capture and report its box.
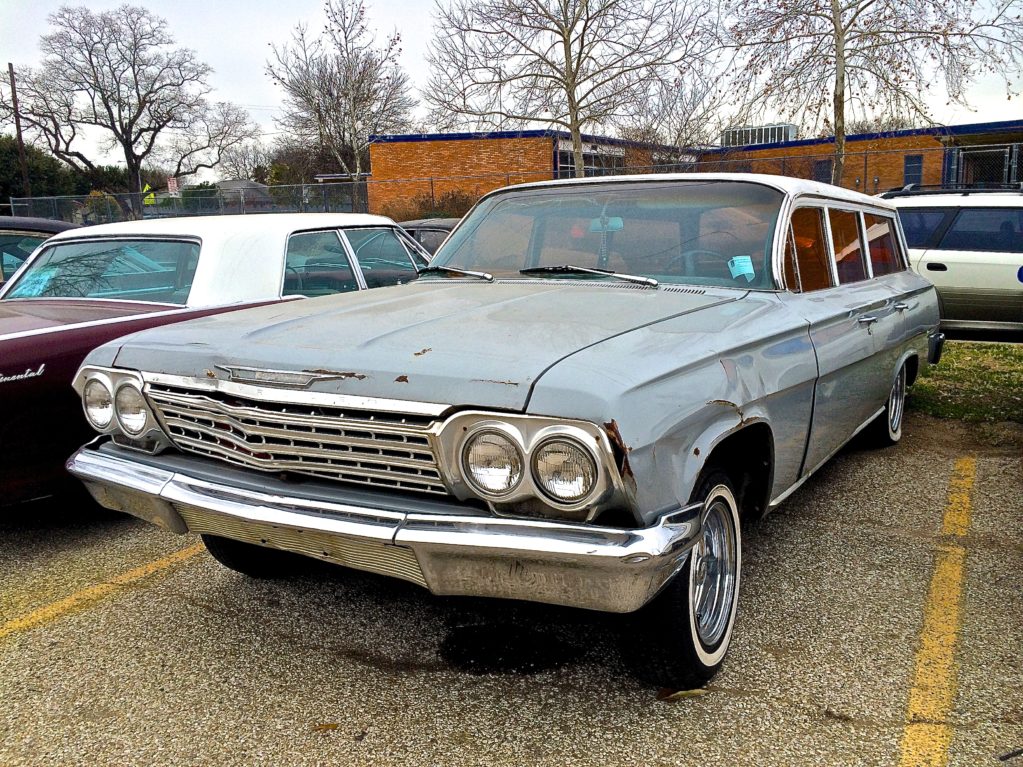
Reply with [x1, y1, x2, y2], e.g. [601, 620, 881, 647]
[908, 341, 1023, 423]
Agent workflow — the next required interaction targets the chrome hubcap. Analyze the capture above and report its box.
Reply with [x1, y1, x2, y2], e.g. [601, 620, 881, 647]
[889, 366, 906, 433]
[692, 497, 737, 647]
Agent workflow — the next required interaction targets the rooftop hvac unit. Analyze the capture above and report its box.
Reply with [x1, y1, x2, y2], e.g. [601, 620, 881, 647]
[720, 124, 798, 147]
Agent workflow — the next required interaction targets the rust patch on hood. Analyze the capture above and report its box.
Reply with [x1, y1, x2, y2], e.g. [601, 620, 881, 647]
[395, 375, 409, 383]
[603, 419, 634, 479]
[413, 347, 432, 357]
[472, 379, 520, 387]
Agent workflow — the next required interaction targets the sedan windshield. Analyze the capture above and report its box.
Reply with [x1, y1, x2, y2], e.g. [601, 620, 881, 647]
[3, 239, 200, 304]
[431, 181, 784, 289]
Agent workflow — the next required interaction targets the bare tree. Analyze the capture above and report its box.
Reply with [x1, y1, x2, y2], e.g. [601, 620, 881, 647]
[616, 52, 751, 151]
[426, 0, 713, 177]
[727, 0, 1023, 184]
[267, 0, 417, 181]
[1, 5, 257, 211]
[218, 140, 272, 183]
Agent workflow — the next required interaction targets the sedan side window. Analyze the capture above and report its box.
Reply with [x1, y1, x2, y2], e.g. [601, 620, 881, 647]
[785, 207, 833, 292]
[829, 209, 868, 284]
[863, 213, 904, 276]
[283, 231, 358, 297]
[343, 228, 420, 288]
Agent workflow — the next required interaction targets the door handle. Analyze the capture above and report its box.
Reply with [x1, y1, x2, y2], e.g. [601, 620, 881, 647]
[894, 302, 909, 312]
[926, 263, 948, 272]
[858, 315, 878, 326]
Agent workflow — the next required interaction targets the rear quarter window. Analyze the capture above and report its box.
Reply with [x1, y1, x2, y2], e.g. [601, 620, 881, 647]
[938, 207, 1023, 253]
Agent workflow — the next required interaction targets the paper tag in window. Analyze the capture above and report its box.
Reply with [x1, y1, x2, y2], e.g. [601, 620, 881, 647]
[728, 256, 755, 282]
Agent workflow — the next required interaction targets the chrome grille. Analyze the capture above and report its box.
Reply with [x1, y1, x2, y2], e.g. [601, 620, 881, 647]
[147, 383, 447, 495]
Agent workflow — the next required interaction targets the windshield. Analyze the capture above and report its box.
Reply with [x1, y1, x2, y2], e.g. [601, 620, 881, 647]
[432, 181, 784, 289]
[4, 238, 201, 304]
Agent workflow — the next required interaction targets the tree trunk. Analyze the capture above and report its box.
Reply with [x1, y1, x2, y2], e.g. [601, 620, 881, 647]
[571, 123, 585, 178]
[125, 154, 145, 220]
[830, 0, 846, 187]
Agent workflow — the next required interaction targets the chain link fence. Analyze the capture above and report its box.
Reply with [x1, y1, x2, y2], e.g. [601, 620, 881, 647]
[9, 181, 369, 226]
[11, 143, 1022, 226]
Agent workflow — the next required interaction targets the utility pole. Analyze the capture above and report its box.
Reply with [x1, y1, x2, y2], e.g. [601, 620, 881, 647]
[7, 63, 31, 199]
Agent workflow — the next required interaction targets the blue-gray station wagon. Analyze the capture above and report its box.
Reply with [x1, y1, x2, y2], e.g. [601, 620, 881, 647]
[68, 174, 943, 688]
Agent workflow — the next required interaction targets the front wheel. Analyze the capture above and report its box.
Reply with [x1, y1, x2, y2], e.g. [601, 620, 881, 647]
[622, 470, 742, 689]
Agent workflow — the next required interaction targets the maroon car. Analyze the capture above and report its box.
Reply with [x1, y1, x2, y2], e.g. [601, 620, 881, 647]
[0, 213, 428, 506]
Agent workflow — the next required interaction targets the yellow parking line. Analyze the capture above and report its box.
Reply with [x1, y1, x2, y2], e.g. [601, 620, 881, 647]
[898, 457, 976, 767]
[0, 543, 205, 642]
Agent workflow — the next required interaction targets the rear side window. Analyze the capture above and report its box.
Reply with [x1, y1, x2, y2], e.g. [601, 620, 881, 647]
[863, 214, 903, 276]
[785, 207, 833, 292]
[417, 229, 449, 254]
[829, 209, 868, 284]
[938, 208, 1023, 253]
[283, 230, 357, 297]
[898, 207, 953, 248]
[0, 233, 48, 281]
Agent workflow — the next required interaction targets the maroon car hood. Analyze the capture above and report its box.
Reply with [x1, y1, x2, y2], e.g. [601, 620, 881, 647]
[0, 298, 175, 337]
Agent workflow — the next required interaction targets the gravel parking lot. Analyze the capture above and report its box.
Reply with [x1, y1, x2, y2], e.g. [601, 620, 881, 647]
[1, 412, 1020, 767]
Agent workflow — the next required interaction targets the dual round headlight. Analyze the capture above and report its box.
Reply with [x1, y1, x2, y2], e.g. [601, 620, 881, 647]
[83, 378, 149, 436]
[460, 430, 598, 504]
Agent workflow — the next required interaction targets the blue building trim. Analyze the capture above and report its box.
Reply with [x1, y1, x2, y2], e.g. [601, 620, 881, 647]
[369, 128, 678, 153]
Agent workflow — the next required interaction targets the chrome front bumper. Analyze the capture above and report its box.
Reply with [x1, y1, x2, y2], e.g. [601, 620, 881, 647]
[67, 445, 702, 613]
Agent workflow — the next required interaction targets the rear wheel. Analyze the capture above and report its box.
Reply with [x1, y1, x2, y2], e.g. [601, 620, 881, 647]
[622, 470, 742, 689]
[201, 534, 304, 578]
[866, 363, 907, 447]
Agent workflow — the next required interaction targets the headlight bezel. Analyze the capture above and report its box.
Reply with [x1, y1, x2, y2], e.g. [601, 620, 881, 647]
[440, 413, 623, 519]
[74, 365, 171, 453]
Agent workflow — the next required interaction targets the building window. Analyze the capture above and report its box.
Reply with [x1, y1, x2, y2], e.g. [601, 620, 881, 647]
[812, 160, 833, 184]
[556, 148, 625, 178]
[904, 155, 923, 187]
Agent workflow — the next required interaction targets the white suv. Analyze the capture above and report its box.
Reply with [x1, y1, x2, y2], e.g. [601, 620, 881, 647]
[886, 188, 1023, 333]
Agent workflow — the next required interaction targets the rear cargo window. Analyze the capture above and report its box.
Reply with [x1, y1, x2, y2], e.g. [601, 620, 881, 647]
[938, 208, 1023, 253]
[863, 213, 903, 276]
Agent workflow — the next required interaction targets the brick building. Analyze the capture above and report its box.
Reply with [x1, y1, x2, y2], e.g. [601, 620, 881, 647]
[366, 129, 682, 218]
[366, 119, 1023, 216]
[702, 118, 1023, 194]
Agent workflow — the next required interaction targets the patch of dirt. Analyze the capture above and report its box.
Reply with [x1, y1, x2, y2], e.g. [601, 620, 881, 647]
[902, 412, 1023, 457]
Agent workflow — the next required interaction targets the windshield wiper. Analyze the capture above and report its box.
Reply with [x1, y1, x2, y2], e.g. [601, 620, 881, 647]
[519, 264, 658, 287]
[417, 264, 494, 282]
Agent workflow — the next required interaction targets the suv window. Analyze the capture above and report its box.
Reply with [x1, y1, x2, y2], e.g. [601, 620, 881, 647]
[897, 208, 953, 248]
[283, 230, 357, 297]
[343, 228, 419, 288]
[829, 209, 868, 284]
[938, 207, 1023, 253]
[785, 207, 832, 292]
[863, 213, 903, 276]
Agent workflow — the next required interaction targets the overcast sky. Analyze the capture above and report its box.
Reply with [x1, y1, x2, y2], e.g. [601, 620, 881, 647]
[3, 0, 1022, 167]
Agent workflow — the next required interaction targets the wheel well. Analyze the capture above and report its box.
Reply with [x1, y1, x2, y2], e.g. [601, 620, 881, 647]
[702, 423, 774, 522]
[905, 354, 920, 386]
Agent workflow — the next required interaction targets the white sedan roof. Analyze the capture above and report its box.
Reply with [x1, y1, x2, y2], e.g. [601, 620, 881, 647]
[38, 213, 397, 307]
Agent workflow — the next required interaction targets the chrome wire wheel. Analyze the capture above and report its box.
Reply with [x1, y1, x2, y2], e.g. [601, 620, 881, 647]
[888, 364, 907, 436]
[690, 493, 739, 649]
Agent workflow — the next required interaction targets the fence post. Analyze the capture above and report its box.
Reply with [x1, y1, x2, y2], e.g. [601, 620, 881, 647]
[322, 184, 328, 213]
[240, 189, 246, 214]
[106, 197, 113, 222]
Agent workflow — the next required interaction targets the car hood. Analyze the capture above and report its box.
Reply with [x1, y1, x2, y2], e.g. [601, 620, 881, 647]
[0, 298, 170, 339]
[108, 281, 741, 411]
